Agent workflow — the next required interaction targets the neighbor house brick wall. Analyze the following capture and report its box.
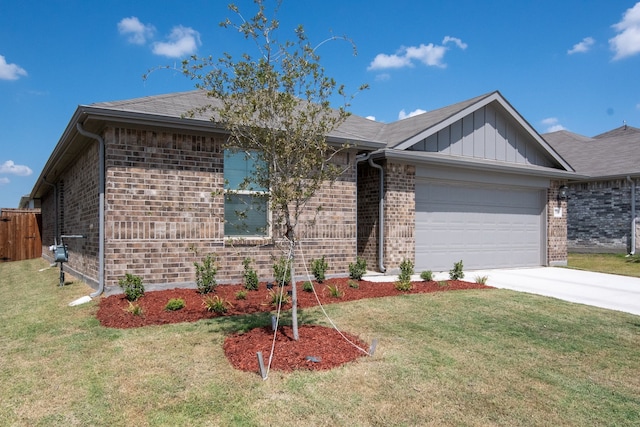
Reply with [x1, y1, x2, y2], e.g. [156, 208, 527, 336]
[101, 125, 357, 292]
[547, 180, 568, 266]
[40, 142, 101, 286]
[566, 178, 639, 253]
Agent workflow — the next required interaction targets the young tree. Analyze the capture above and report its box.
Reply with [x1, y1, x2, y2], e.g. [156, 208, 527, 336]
[182, 0, 365, 340]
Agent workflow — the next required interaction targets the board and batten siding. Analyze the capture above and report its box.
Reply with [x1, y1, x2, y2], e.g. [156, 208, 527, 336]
[409, 104, 554, 168]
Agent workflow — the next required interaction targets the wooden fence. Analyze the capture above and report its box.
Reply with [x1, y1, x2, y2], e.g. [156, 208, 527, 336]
[0, 209, 42, 262]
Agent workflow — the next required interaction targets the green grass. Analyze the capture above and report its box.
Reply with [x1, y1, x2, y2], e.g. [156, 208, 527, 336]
[1, 258, 640, 426]
[568, 252, 640, 277]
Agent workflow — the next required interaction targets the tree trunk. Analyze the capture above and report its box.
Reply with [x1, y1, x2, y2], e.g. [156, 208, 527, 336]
[290, 250, 299, 340]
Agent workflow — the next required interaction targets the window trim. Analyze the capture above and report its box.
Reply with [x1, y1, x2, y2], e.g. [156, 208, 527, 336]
[223, 149, 271, 239]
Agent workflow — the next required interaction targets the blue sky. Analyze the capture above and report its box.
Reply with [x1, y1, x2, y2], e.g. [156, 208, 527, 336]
[1, 0, 640, 208]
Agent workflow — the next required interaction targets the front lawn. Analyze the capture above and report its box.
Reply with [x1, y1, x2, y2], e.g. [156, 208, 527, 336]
[568, 252, 640, 277]
[1, 258, 639, 426]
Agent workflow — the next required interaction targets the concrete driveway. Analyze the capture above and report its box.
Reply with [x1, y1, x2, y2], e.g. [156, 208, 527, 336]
[465, 267, 640, 317]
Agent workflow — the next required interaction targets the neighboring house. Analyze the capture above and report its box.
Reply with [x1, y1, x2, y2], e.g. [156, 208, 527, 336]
[543, 126, 640, 254]
[30, 90, 575, 294]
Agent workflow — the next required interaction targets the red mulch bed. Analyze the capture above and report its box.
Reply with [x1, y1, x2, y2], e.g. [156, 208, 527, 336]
[97, 278, 491, 373]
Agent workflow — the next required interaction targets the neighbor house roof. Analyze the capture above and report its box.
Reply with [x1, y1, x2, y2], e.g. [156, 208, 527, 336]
[543, 125, 640, 179]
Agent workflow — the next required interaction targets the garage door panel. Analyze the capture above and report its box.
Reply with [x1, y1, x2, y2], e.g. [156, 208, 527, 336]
[415, 181, 544, 271]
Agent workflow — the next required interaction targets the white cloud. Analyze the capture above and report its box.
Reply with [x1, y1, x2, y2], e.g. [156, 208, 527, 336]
[0, 55, 27, 80]
[541, 117, 566, 133]
[368, 36, 467, 70]
[442, 36, 468, 50]
[152, 26, 201, 58]
[0, 160, 33, 176]
[610, 2, 640, 60]
[398, 108, 427, 120]
[0, 177, 9, 185]
[365, 116, 376, 121]
[368, 52, 411, 70]
[118, 17, 155, 45]
[568, 37, 595, 54]
[405, 43, 448, 67]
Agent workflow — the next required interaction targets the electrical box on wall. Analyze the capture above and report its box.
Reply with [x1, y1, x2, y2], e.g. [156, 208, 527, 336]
[553, 207, 563, 218]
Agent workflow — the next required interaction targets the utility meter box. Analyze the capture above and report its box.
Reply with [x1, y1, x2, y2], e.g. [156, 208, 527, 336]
[54, 245, 68, 263]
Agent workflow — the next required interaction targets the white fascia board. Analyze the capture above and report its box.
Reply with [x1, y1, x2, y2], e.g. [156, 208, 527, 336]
[375, 149, 585, 180]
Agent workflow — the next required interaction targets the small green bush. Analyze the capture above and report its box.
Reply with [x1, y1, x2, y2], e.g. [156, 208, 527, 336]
[302, 281, 314, 292]
[165, 298, 185, 311]
[311, 256, 328, 283]
[194, 254, 218, 294]
[203, 295, 231, 313]
[420, 270, 433, 281]
[475, 275, 488, 285]
[235, 290, 248, 300]
[449, 259, 464, 280]
[438, 280, 449, 287]
[348, 280, 359, 289]
[396, 258, 414, 291]
[327, 284, 343, 298]
[242, 257, 259, 291]
[273, 257, 291, 286]
[267, 289, 291, 306]
[348, 257, 367, 280]
[118, 273, 144, 301]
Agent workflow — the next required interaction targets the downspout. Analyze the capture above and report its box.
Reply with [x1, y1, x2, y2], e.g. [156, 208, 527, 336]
[76, 123, 105, 297]
[627, 176, 636, 256]
[356, 153, 386, 273]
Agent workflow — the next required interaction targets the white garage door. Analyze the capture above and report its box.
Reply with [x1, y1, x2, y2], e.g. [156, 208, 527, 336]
[415, 180, 545, 272]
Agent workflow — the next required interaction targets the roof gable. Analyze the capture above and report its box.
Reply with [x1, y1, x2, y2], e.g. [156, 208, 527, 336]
[390, 92, 571, 171]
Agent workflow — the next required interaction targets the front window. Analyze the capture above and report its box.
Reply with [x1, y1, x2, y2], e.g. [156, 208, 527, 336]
[223, 149, 269, 237]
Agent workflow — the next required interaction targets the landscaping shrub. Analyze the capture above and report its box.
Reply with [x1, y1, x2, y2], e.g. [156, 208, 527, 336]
[203, 295, 231, 313]
[395, 258, 414, 291]
[165, 298, 185, 311]
[118, 273, 144, 301]
[242, 257, 259, 291]
[194, 254, 218, 294]
[349, 257, 367, 280]
[267, 289, 291, 306]
[449, 259, 464, 280]
[420, 270, 433, 281]
[311, 256, 328, 283]
[327, 284, 343, 298]
[302, 281, 314, 292]
[273, 256, 291, 286]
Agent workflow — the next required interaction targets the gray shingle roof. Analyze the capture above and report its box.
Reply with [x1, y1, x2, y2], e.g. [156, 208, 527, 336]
[543, 126, 640, 178]
[88, 90, 497, 148]
[377, 92, 495, 147]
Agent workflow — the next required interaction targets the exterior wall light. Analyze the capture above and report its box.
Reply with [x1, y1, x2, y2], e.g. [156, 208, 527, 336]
[557, 185, 569, 201]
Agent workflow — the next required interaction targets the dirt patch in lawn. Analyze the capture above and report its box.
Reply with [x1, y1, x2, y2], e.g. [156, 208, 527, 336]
[97, 278, 491, 373]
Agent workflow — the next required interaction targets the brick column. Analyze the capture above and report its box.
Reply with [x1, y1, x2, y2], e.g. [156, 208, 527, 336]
[547, 180, 568, 266]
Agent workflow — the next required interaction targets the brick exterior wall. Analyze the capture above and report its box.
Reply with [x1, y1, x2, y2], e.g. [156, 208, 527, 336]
[566, 178, 639, 253]
[383, 161, 415, 270]
[356, 161, 380, 269]
[40, 141, 101, 285]
[547, 180, 568, 266]
[47, 125, 358, 293]
[357, 159, 415, 273]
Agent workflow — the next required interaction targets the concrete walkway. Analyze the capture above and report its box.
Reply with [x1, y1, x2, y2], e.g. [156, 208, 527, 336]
[456, 267, 640, 317]
[365, 267, 640, 316]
